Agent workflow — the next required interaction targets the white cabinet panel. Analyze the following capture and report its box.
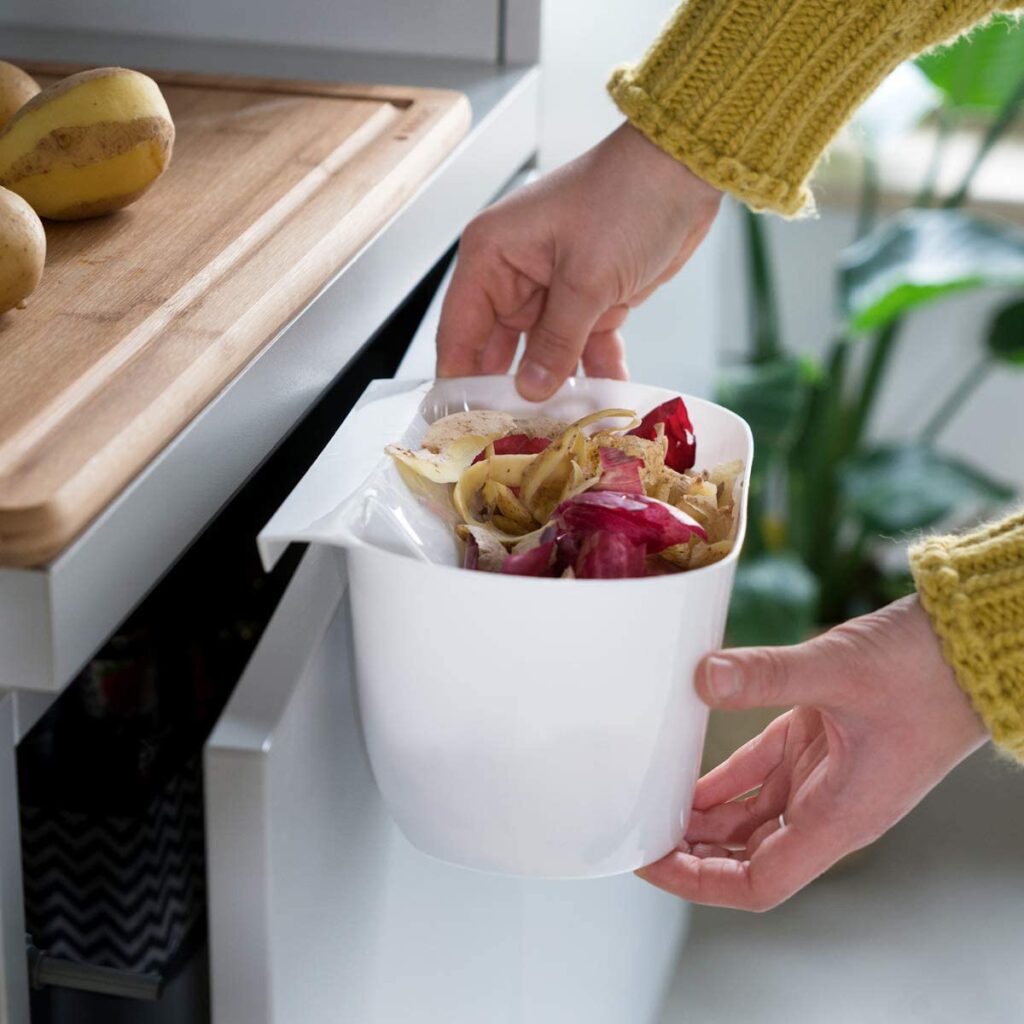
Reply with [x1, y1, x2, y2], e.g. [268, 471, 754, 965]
[0, 695, 29, 1024]
[206, 545, 687, 1024]
[1, 1, 501, 61]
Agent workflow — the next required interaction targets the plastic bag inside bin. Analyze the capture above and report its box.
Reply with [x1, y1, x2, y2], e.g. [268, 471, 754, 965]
[258, 375, 733, 571]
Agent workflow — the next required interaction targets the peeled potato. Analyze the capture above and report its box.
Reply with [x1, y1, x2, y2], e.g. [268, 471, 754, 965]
[0, 185, 45, 314]
[0, 67, 175, 220]
[0, 62, 40, 131]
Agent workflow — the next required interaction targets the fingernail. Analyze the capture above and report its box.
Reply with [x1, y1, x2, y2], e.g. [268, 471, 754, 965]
[705, 656, 741, 701]
[517, 360, 556, 399]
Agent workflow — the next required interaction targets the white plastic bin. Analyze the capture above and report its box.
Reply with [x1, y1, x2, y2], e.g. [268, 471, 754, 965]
[260, 376, 753, 879]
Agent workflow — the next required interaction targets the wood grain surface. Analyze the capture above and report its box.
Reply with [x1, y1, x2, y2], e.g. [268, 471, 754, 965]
[0, 64, 469, 566]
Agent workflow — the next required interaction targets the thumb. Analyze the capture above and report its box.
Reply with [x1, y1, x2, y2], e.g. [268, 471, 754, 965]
[516, 275, 605, 401]
[696, 640, 847, 711]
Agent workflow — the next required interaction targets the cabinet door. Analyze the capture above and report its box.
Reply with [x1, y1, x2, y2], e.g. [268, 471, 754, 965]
[205, 544, 688, 1024]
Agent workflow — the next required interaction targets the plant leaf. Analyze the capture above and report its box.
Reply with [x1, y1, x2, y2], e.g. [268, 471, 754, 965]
[716, 357, 815, 458]
[916, 14, 1024, 113]
[986, 297, 1024, 366]
[839, 444, 1014, 534]
[877, 571, 917, 604]
[838, 209, 1024, 332]
[727, 553, 820, 647]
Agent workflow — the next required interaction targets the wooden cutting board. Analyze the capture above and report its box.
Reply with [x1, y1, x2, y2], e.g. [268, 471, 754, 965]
[0, 63, 470, 567]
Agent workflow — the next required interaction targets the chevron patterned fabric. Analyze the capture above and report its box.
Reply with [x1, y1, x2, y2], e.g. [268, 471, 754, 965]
[21, 757, 206, 976]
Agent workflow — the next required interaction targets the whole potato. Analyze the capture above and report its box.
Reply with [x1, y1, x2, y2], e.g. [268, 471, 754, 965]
[0, 61, 40, 131]
[0, 185, 45, 314]
[0, 67, 174, 220]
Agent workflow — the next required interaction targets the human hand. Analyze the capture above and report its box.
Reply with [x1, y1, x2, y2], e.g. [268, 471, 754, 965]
[639, 595, 988, 911]
[436, 122, 721, 401]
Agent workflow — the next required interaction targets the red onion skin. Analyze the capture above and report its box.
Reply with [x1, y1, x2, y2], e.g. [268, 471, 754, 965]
[593, 447, 644, 495]
[472, 435, 551, 464]
[555, 491, 707, 553]
[574, 531, 647, 579]
[628, 397, 696, 472]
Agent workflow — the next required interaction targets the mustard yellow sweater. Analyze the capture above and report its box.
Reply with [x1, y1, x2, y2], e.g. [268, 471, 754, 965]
[608, 0, 1023, 216]
[912, 515, 1024, 761]
[608, 1, 1024, 757]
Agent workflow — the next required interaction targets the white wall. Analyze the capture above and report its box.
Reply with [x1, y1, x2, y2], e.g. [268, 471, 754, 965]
[539, 0, 724, 400]
[718, 210, 1024, 491]
[0, 0, 500, 60]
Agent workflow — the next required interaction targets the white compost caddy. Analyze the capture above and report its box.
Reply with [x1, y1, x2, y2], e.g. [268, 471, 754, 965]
[261, 375, 754, 879]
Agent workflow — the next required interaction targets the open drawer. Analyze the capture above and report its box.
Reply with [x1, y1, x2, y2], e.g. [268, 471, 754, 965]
[203, 381, 690, 1019]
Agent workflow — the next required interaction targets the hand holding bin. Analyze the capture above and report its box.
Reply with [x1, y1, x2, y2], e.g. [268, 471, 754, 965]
[259, 376, 753, 879]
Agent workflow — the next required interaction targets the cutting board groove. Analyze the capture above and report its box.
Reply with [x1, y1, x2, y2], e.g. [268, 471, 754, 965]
[0, 64, 470, 566]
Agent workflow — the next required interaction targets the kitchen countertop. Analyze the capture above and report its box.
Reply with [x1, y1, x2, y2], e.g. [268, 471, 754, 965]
[659, 748, 1024, 1023]
[0, 27, 539, 702]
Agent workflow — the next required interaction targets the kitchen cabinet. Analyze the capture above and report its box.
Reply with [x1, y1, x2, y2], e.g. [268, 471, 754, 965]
[0, 1, 533, 62]
[0, 34, 538, 693]
[0, 15, 688, 1023]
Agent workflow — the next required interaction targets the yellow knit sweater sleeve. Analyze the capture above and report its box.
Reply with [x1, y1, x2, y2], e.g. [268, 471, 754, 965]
[608, 1, 1021, 216]
[910, 511, 1024, 762]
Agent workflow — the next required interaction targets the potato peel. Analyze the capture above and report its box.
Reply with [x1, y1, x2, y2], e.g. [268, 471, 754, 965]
[388, 400, 744, 578]
[490, 481, 536, 530]
[386, 434, 491, 483]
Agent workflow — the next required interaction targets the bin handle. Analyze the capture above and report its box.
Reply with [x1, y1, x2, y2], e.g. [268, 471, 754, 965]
[27, 937, 162, 1001]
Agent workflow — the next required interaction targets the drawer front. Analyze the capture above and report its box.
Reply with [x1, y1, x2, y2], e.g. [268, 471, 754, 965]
[205, 545, 688, 1024]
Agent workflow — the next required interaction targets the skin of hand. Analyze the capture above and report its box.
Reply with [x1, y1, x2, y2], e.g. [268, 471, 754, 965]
[435, 122, 722, 401]
[639, 595, 988, 912]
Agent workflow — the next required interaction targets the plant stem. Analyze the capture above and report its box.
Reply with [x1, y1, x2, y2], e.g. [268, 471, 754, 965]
[788, 338, 848, 576]
[914, 108, 952, 208]
[846, 318, 901, 449]
[822, 337, 850, 447]
[855, 146, 880, 239]
[918, 357, 992, 443]
[813, 340, 849, 559]
[742, 207, 781, 363]
[822, 526, 870, 622]
[944, 74, 1024, 209]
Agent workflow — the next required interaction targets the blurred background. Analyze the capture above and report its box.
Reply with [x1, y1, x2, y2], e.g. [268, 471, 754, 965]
[542, 3, 1024, 1021]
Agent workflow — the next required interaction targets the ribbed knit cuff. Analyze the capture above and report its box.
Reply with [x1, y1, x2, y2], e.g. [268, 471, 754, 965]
[608, 0, 1012, 217]
[910, 511, 1024, 763]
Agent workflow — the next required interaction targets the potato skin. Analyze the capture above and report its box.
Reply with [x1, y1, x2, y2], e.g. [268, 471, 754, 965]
[0, 62, 40, 131]
[0, 67, 175, 221]
[0, 186, 45, 315]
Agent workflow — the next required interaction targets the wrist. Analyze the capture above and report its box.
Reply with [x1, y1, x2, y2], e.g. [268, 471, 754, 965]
[901, 595, 989, 751]
[610, 121, 721, 208]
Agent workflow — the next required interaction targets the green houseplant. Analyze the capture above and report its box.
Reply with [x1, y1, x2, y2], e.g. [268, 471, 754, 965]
[721, 14, 1024, 648]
